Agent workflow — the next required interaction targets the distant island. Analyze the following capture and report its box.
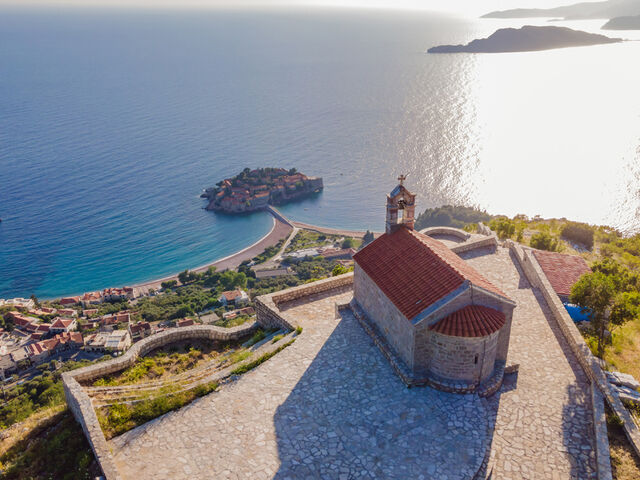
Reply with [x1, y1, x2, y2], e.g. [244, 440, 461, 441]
[427, 26, 622, 53]
[202, 167, 323, 213]
[603, 14, 640, 29]
[482, 0, 639, 20]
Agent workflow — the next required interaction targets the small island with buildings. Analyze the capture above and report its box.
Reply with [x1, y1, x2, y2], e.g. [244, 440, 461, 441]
[202, 167, 323, 213]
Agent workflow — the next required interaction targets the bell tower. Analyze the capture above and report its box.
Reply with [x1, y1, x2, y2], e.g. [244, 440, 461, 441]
[386, 175, 416, 234]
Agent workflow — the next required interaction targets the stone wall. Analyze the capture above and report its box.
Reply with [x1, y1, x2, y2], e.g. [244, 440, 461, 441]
[427, 330, 499, 383]
[255, 273, 354, 330]
[420, 226, 471, 240]
[353, 266, 415, 369]
[450, 235, 498, 254]
[505, 240, 625, 479]
[63, 322, 257, 480]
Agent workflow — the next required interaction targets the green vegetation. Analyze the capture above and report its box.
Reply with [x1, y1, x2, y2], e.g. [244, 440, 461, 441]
[561, 222, 595, 250]
[252, 238, 285, 264]
[571, 259, 640, 358]
[529, 231, 562, 252]
[91, 340, 245, 387]
[246, 329, 266, 346]
[271, 334, 284, 343]
[332, 264, 353, 276]
[97, 381, 219, 439]
[285, 230, 340, 253]
[136, 284, 219, 323]
[0, 358, 105, 430]
[295, 326, 303, 335]
[161, 279, 178, 289]
[231, 338, 296, 375]
[0, 410, 98, 480]
[415, 205, 494, 230]
[362, 230, 375, 247]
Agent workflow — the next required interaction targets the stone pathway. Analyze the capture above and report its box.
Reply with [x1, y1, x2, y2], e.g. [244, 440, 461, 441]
[460, 247, 596, 480]
[109, 246, 597, 480]
[110, 287, 490, 480]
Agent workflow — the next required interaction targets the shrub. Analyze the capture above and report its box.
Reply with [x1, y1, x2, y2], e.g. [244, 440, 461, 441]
[561, 222, 594, 250]
[489, 218, 516, 240]
[530, 232, 561, 252]
[272, 334, 284, 343]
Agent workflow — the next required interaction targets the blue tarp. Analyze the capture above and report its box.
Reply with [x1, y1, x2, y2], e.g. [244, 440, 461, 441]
[564, 303, 591, 322]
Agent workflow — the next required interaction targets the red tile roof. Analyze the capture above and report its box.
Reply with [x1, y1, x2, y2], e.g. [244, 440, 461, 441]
[532, 250, 591, 297]
[429, 305, 505, 337]
[177, 318, 195, 327]
[51, 318, 74, 329]
[353, 228, 507, 320]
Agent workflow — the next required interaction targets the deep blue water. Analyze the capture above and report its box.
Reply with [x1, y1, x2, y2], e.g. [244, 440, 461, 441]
[1, 7, 639, 299]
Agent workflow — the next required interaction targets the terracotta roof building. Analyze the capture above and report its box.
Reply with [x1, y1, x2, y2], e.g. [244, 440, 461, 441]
[532, 250, 591, 301]
[352, 180, 516, 393]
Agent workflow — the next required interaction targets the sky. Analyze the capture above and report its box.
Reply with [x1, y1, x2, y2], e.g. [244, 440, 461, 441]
[0, 0, 581, 16]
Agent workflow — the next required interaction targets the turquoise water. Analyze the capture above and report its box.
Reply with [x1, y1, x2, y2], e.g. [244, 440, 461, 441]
[1, 7, 639, 299]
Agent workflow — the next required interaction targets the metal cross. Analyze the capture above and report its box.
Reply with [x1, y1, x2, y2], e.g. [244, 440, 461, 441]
[397, 174, 407, 185]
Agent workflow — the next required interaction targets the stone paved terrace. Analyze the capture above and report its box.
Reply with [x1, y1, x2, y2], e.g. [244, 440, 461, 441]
[462, 247, 596, 479]
[110, 286, 490, 480]
[108, 246, 597, 480]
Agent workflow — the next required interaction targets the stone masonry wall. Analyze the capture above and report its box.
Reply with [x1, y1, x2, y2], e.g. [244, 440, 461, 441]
[427, 330, 499, 383]
[505, 240, 619, 480]
[353, 265, 415, 370]
[255, 273, 354, 330]
[63, 322, 257, 480]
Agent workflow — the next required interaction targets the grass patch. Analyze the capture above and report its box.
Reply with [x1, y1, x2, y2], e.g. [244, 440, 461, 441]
[271, 334, 284, 343]
[231, 338, 295, 375]
[295, 326, 303, 335]
[0, 409, 99, 480]
[228, 350, 251, 364]
[90, 339, 249, 387]
[602, 317, 640, 381]
[97, 381, 218, 439]
[246, 329, 266, 347]
[607, 406, 640, 480]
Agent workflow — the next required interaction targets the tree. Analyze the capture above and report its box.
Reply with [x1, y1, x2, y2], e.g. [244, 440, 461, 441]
[341, 238, 355, 249]
[161, 280, 177, 290]
[219, 271, 247, 291]
[362, 230, 374, 247]
[332, 264, 348, 276]
[489, 218, 516, 240]
[529, 232, 561, 252]
[570, 272, 617, 357]
[30, 294, 40, 308]
[561, 222, 594, 250]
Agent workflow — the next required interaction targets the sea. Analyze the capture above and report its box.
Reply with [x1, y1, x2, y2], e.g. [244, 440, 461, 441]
[1, 6, 639, 299]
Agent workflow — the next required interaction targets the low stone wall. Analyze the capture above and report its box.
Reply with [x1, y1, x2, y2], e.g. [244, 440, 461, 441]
[255, 273, 354, 330]
[420, 226, 471, 240]
[505, 240, 628, 478]
[450, 235, 498, 254]
[63, 322, 257, 480]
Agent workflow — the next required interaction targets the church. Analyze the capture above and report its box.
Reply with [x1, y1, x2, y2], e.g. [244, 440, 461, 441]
[352, 178, 516, 393]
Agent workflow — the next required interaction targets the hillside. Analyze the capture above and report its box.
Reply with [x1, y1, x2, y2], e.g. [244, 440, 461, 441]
[482, 0, 640, 20]
[428, 25, 621, 53]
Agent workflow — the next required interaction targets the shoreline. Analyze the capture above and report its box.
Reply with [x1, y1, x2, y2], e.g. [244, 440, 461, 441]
[33, 209, 380, 301]
[131, 213, 292, 293]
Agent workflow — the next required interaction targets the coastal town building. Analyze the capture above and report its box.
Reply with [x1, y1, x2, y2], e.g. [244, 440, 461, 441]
[50, 317, 78, 334]
[222, 306, 255, 320]
[59, 296, 81, 306]
[128, 322, 152, 342]
[0, 298, 35, 310]
[219, 289, 249, 307]
[85, 329, 131, 353]
[58, 308, 78, 317]
[352, 179, 516, 392]
[176, 318, 195, 328]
